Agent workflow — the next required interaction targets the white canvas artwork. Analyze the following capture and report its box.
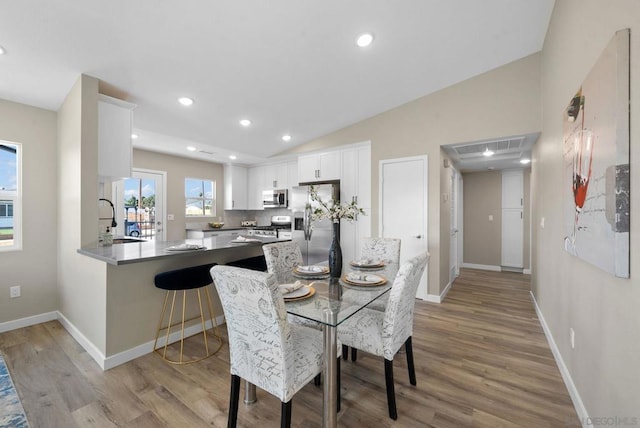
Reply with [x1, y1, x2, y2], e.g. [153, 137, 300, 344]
[562, 29, 630, 278]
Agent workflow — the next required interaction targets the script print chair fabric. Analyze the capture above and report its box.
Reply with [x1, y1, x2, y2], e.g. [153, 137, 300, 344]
[263, 241, 304, 274]
[360, 237, 401, 265]
[210, 265, 325, 428]
[337, 251, 429, 420]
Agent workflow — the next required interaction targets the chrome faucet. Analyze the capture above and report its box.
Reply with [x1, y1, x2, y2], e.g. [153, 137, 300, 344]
[99, 198, 118, 228]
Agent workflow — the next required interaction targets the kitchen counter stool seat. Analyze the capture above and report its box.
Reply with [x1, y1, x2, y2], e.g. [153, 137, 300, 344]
[153, 263, 223, 364]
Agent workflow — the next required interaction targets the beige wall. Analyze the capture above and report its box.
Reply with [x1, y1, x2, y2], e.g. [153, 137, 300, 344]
[132, 149, 225, 241]
[0, 100, 58, 325]
[57, 75, 108, 353]
[462, 171, 502, 266]
[462, 169, 531, 269]
[284, 53, 542, 295]
[534, 0, 640, 417]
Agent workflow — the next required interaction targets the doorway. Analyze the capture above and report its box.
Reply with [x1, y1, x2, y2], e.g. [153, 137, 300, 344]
[113, 169, 166, 241]
[379, 155, 429, 299]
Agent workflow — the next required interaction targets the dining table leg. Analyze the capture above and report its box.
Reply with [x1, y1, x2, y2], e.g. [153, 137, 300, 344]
[243, 380, 257, 405]
[322, 309, 338, 428]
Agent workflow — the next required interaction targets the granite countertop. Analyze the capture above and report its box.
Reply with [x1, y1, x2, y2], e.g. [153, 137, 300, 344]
[78, 235, 287, 266]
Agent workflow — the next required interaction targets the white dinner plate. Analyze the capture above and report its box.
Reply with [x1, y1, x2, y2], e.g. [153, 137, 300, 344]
[283, 285, 313, 300]
[344, 273, 386, 285]
[295, 265, 329, 274]
[350, 259, 384, 268]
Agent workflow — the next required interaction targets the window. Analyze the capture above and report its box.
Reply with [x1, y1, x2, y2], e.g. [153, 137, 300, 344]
[0, 141, 21, 251]
[185, 178, 215, 217]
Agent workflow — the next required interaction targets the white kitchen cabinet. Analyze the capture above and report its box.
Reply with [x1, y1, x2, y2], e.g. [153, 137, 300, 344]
[223, 165, 248, 210]
[502, 170, 524, 209]
[247, 166, 264, 210]
[340, 145, 371, 208]
[501, 170, 524, 268]
[287, 160, 298, 191]
[339, 143, 371, 262]
[98, 94, 136, 179]
[263, 162, 289, 190]
[298, 151, 341, 183]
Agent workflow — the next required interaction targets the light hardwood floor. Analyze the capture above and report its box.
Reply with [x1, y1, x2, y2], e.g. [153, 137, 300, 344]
[0, 269, 579, 427]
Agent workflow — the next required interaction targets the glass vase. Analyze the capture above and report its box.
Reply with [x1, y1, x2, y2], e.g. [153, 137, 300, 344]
[329, 221, 342, 278]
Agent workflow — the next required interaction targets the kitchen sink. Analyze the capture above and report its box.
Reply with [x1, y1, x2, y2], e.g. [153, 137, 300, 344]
[112, 238, 145, 244]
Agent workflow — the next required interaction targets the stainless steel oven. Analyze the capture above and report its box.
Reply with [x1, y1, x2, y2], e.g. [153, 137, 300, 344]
[262, 189, 288, 208]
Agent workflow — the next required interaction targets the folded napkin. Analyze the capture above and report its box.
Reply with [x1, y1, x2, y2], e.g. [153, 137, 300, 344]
[279, 281, 304, 294]
[353, 258, 380, 265]
[346, 272, 380, 282]
[297, 265, 326, 273]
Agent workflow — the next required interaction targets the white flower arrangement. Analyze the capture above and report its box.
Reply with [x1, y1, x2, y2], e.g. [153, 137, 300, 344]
[309, 184, 365, 223]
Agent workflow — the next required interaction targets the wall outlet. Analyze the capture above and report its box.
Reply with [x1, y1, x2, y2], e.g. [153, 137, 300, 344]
[488, 214, 494, 221]
[167, 214, 175, 221]
[570, 328, 575, 349]
[10, 285, 21, 298]
[540, 217, 545, 228]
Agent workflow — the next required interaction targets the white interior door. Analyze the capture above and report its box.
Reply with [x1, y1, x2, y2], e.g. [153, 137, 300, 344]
[113, 169, 166, 241]
[501, 171, 523, 268]
[380, 156, 428, 299]
[450, 168, 459, 285]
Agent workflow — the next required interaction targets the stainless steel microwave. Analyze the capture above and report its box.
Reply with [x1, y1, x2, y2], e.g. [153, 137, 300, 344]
[263, 189, 288, 208]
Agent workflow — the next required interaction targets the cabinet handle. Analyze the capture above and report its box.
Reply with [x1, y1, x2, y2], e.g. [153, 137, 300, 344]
[273, 180, 277, 188]
[232, 200, 235, 208]
[355, 195, 358, 205]
[521, 198, 523, 206]
[521, 212, 523, 219]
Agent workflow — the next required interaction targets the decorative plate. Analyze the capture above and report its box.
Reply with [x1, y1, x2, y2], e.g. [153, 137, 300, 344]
[283, 285, 316, 301]
[342, 273, 387, 286]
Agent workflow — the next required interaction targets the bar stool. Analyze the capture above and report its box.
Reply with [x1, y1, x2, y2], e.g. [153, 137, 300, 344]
[153, 263, 223, 364]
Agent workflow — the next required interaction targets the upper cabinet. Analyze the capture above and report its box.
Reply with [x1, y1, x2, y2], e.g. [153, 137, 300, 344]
[263, 163, 289, 190]
[340, 145, 371, 209]
[224, 165, 248, 210]
[247, 166, 264, 210]
[98, 94, 136, 179]
[298, 151, 341, 183]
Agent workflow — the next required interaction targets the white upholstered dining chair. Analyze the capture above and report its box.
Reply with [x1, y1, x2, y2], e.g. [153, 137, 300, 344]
[262, 241, 304, 274]
[210, 265, 331, 427]
[337, 251, 429, 420]
[360, 237, 401, 264]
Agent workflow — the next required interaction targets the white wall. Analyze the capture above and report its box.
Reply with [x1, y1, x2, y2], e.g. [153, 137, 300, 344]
[533, 0, 640, 418]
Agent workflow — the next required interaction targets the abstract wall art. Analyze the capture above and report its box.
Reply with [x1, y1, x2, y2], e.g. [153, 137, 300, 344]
[562, 29, 630, 278]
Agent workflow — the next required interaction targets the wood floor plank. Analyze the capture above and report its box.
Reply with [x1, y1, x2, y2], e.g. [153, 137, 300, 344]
[0, 268, 580, 427]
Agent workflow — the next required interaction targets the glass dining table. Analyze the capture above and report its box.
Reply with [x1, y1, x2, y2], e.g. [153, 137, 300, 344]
[277, 262, 399, 428]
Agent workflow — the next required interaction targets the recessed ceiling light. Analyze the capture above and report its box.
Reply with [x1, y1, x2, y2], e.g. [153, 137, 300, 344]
[187, 146, 197, 152]
[178, 97, 194, 106]
[356, 33, 374, 47]
[282, 134, 292, 142]
[131, 133, 138, 140]
[482, 147, 495, 157]
[229, 155, 237, 160]
[0, 46, 5, 55]
[520, 158, 531, 164]
[239, 119, 251, 127]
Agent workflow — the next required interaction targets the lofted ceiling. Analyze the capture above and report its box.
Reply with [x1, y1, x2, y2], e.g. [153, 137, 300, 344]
[0, 1, 554, 165]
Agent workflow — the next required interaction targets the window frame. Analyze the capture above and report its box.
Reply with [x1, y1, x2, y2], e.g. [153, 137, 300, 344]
[0, 141, 22, 252]
[184, 177, 216, 217]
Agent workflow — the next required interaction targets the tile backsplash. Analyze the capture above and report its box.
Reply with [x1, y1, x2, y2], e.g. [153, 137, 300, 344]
[186, 208, 292, 230]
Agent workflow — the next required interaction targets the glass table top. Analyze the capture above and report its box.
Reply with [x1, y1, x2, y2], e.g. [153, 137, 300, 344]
[277, 262, 399, 327]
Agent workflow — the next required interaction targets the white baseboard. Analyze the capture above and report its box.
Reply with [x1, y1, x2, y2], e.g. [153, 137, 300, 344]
[461, 263, 501, 272]
[424, 280, 453, 303]
[103, 314, 226, 370]
[0, 311, 58, 333]
[2, 310, 225, 371]
[530, 291, 589, 427]
[56, 311, 108, 370]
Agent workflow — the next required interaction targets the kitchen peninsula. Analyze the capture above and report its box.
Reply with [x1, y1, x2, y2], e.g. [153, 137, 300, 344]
[76, 235, 283, 370]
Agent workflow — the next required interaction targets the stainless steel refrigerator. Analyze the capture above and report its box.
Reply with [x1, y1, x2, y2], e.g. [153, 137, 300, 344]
[291, 182, 339, 266]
